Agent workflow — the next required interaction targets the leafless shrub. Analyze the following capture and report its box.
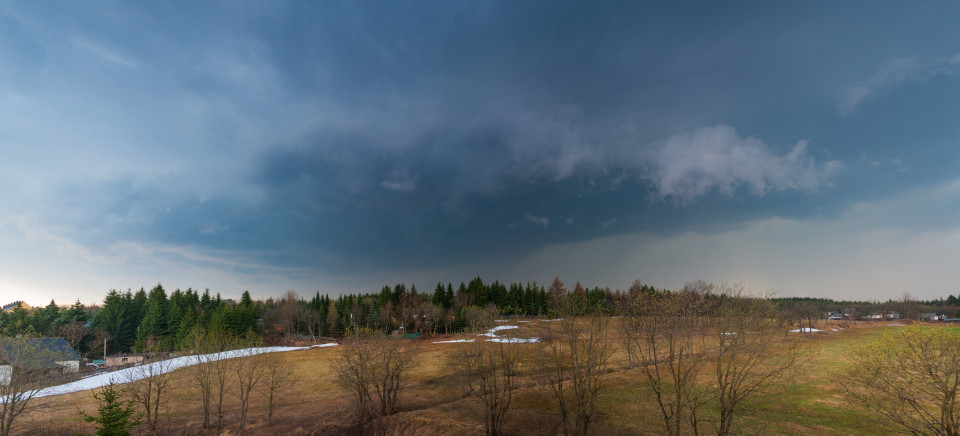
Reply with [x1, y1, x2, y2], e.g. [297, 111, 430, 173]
[619, 283, 712, 435]
[837, 326, 960, 435]
[335, 330, 414, 435]
[230, 335, 266, 430]
[538, 315, 613, 436]
[0, 338, 68, 436]
[450, 339, 521, 436]
[186, 326, 233, 429]
[261, 349, 295, 426]
[712, 284, 808, 435]
[124, 354, 173, 433]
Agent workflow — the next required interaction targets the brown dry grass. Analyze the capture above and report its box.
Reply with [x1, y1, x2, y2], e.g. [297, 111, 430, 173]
[11, 320, 906, 435]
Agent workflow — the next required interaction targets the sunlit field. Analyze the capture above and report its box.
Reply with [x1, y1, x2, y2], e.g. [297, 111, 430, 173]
[16, 320, 903, 435]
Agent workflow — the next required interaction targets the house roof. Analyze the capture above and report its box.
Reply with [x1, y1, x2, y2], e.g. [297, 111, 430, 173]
[0, 337, 81, 369]
[1, 301, 29, 312]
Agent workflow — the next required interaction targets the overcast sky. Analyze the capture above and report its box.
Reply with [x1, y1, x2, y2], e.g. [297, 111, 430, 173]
[3, 1, 960, 306]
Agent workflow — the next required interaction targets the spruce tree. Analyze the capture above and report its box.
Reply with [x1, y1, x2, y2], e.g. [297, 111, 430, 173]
[445, 283, 454, 310]
[80, 382, 140, 436]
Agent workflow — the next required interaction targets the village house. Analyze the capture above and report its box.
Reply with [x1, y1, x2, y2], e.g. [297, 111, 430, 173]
[0, 337, 81, 386]
[1, 300, 31, 313]
[104, 354, 146, 367]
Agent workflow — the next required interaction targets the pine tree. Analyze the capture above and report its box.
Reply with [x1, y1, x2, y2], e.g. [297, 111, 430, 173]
[135, 285, 170, 351]
[96, 290, 137, 352]
[433, 283, 446, 308]
[64, 300, 88, 323]
[445, 283, 454, 310]
[469, 277, 487, 306]
[80, 382, 140, 436]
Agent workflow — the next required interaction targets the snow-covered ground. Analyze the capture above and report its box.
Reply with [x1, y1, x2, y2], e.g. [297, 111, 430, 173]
[432, 339, 475, 343]
[479, 325, 519, 337]
[487, 337, 540, 343]
[26, 343, 337, 400]
[479, 325, 539, 343]
[789, 328, 822, 333]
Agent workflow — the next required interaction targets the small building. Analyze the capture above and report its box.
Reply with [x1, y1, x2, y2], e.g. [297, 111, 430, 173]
[920, 313, 941, 321]
[1, 301, 31, 313]
[104, 354, 146, 367]
[0, 337, 81, 386]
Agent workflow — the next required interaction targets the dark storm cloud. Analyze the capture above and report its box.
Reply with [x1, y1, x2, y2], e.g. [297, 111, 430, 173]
[5, 0, 960, 301]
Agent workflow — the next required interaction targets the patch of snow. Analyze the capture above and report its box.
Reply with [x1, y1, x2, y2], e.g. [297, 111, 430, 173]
[887, 323, 905, 327]
[487, 337, 540, 343]
[16, 343, 337, 401]
[433, 339, 476, 344]
[721, 332, 738, 335]
[831, 328, 838, 332]
[517, 320, 532, 323]
[788, 328, 822, 333]
[538, 318, 564, 322]
[495, 320, 509, 322]
[480, 325, 519, 337]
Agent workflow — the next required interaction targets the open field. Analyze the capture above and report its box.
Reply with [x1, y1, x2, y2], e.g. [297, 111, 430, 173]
[14, 320, 906, 435]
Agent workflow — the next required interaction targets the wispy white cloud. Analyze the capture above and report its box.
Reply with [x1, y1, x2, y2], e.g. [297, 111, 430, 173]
[8, 215, 127, 265]
[380, 168, 416, 192]
[478, 105, 842, 205]
[598, 218, 618, 227]
[70, 35, 138, 68]
[525, 214, 549, 229]
[640, 125, 843, 204]
[838, 54, 960, 116]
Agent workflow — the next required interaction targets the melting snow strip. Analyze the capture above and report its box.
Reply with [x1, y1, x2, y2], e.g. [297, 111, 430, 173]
[479, 325, 519, 337]
[17, 343, 338, 400]
[487, 337, 540, 343]
[433, 339, 476, 343]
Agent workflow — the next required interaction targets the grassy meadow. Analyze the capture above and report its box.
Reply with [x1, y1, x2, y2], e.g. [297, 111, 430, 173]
[15, 320, 903, 435]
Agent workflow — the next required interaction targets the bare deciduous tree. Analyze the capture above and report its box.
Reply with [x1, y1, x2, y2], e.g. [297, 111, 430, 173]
[619, 283, 712, 436]
[187, 326, 219, 429]
[125, 354, 173, 433]
[231, 335, 265, 430]
[538, 315, 613, 436]
[211, 332, 233, 428]
[451, 339, 521, 436]
[261, 350, 295, 426]
[55, 322, 90, 350]
[713, 285, 808, 435]
[89, 328, 112, 361]
[335, 330, 413, 434]
[0, 338, 66, 436]
[186, 326, 232, 429]
[837, 326, 960, 435]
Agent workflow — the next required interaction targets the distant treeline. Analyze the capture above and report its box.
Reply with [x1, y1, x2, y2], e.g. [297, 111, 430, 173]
[0, 277, 660, 355]
[5, 278, 959, 356]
